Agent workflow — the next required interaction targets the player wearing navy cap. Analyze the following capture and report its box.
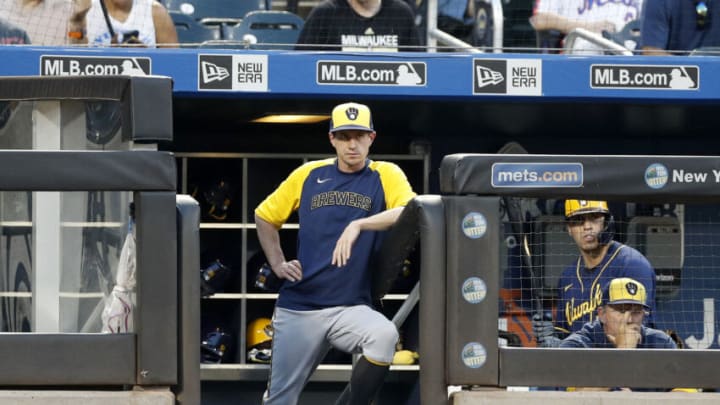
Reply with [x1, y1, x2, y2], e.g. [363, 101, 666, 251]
[255, 102, 416, 404]
[533, 200, 657, 347]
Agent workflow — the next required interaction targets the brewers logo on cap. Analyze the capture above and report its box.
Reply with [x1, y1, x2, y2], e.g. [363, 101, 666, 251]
[602, 277, 649, 309]
[329, 102, 374, 133]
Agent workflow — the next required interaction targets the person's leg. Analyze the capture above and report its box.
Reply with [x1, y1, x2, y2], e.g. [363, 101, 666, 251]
[347, 356, 391, 405]
[262, 307, 331, 405]
[328, 305, 398, 404]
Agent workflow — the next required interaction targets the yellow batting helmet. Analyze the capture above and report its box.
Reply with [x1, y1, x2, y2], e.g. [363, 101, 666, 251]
[247, 317, 273, 349]
[247, 317, 273, 364]
[564, 199, 610, 219]
[564, 199, 614, 244]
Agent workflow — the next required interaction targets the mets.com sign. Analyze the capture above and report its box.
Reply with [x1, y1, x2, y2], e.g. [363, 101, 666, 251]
[491, 163, 584, 188]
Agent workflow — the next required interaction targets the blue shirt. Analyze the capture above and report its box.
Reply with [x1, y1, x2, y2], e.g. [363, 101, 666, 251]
[555, 241, 657, 334]
[642, 0, 720, 53]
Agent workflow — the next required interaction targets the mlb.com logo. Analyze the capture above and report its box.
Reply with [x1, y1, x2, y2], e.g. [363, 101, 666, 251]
[198, 54, 268, 92]
[473, 59, 542, 96]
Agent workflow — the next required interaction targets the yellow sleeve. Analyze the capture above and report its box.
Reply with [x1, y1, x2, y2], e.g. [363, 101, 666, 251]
[254, 159, 333, 228]
[371, 161, 417, 209]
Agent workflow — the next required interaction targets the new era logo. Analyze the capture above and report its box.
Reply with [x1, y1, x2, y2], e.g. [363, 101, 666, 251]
[201, 61, 230, 83]
[475, 66, 504, 88]
[198, 54, 268, 92]
[473, 59, 542, 96]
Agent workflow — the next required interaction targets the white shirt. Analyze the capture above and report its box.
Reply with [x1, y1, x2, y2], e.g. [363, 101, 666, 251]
[534, 0, 642, 54]
[86, 0, 157, 47]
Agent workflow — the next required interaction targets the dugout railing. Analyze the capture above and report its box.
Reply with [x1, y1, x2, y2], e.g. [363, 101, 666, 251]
[0, 76, 200, 404]
[412, 153, 720, 404]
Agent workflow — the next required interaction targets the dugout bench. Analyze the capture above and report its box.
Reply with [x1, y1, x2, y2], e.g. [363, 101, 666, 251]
[409, 153, 720, 404]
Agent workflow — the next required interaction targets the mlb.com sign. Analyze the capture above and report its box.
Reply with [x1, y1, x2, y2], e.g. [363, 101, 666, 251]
[198, 54, 268, 92]
[473, 59, 542, 96]
[40, 55, 151, 76]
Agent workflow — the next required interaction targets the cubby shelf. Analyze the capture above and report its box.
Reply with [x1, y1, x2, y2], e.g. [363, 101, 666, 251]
[200, 363, 420, 382]
[177, 151, 428, 380]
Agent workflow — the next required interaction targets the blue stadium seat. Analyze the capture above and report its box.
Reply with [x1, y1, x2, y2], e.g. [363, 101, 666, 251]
[224, 11, 304, 49]
[170, 10, 222, 46]
[165, 0, 271, 29]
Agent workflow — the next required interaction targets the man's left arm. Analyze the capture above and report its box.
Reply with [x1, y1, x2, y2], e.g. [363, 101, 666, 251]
[332, 161, 416, 266]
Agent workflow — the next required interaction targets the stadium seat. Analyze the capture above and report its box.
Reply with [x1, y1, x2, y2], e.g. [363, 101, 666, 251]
[165, 0, 271, 31]
[224, 11, 304, 49]
[170, 10, 222, 46]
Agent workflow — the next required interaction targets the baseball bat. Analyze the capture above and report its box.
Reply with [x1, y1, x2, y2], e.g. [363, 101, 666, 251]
[496, 142, 544, 322]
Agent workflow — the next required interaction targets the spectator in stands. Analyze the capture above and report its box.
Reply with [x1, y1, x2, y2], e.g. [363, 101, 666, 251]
[295, 0, 421, 51]
[1, 0, 88, 45]
[642, 0, 720, 55]
[529, 0, 642, 53]
[0, 17, 30, 44]
[560, 277, 674, 349]
[533, 200, 657, 347]
[85, 0, 178, 47]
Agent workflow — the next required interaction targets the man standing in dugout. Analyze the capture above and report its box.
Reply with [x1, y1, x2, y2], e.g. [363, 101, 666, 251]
[533, 200, 657, 347]
[254, 102, 417, 404]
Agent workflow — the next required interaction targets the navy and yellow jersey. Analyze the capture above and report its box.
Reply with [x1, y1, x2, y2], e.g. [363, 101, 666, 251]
[255, 158, 416, 310]
[555, 241, 657, 334]
[559, 319, 676, 349]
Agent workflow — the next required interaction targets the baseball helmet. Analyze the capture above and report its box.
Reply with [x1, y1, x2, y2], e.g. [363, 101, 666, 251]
[192, 178, 234, 221]
[201, 328, 233, 364]
[565, 200, 610, 218]
[247, 317, 273, 364]
[200, 259, 233, 297]
[254, 262, 283, 292]
[564, 199, 614, 244]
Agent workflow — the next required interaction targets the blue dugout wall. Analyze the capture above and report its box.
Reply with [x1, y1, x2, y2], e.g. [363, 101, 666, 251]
[0, 47, 717, 100]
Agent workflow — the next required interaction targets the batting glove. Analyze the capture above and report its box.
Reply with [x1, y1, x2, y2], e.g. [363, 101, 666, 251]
[532, 313, 562, 347]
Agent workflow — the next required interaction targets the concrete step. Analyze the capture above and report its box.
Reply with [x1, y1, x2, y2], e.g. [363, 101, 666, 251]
[0, 389, 174, 405]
